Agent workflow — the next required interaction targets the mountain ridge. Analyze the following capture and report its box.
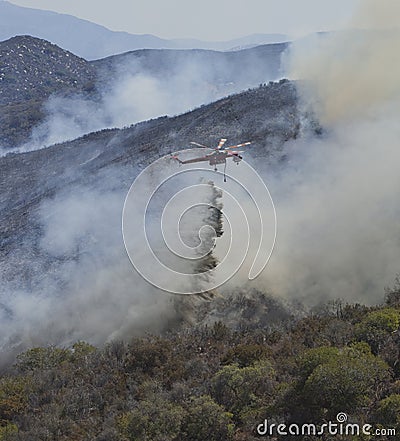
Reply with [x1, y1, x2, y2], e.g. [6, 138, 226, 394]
[0, 1, 289, 59]
[0, 35, 288, 149]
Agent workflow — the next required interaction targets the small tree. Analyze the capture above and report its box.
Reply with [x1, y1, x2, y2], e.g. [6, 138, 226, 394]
[355, 308, 400, 353]
[212, 361, 276, 421]
[375, 394, 400, 428]
[0, 376, 31, 421]
[16, 347, 70, 372]
[117, 398, 184, 441]
[181, 395, 234, 441]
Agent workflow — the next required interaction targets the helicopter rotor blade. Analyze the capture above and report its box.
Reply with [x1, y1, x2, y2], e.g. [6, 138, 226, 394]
[190, 141, 210, 149]
[224, 141, 251, 150]
[217, 138, 227, 150]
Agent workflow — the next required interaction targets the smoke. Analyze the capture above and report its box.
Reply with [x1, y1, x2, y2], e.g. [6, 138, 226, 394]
[28, 73, 180, 149]
[260, 0, 400, 304]
[0, 43, 284, 361]
[16, 49, 283, 152]
[2, 2, 399, 362]
[0, 163, 224, 364]
[352, 0, 400, 31]
[285, 0, 400, 126]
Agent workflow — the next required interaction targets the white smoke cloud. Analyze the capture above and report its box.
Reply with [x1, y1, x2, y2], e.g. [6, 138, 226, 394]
[18, 71, 219, 151]
[0, 184, 169, 355]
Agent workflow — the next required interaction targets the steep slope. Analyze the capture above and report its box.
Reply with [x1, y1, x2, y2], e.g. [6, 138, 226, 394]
[0, 80, 298, 258]
[0, 35, 95, 105]
[0, 36, 288, 149]
[0, 81, 301, 353]
[0, 35, 96, 147]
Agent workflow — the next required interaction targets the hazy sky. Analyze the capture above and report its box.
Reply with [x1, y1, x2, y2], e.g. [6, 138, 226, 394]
[8, 0, 360, 40]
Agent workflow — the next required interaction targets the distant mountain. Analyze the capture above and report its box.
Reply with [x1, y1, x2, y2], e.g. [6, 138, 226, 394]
[168, 33, 289, 51]
[0, 1, 288, 59]
[220, 33, 290, 51]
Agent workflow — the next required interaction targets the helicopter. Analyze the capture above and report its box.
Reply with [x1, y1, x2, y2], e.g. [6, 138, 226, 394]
[171, 138, 251, 182]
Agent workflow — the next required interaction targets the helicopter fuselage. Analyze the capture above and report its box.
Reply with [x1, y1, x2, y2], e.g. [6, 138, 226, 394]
[208, 151, 230, 165]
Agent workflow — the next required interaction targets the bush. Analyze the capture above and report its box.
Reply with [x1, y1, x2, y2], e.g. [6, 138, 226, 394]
[16, 347, 70, 372]
[0, 376, 31, 420]
[355, 308, 400, 353]
[181, 395, 234, 441]
[222, 344, 271, 367]
[0, 423, 18, 440]
[301, 344, 390, 418]
[212, 361, 276, 420]
[116, 399, 184, 441]
[375, 394, 400, 426]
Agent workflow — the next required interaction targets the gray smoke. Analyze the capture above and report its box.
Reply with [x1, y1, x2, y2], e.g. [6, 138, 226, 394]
[260, 0, 400, 304]
[3, 1, 398, 363]
[17, 50, 284, 152]
[0, 163, 224, 365]
[0, 43, 283, 361]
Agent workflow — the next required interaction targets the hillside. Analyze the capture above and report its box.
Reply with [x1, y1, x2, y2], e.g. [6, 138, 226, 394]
[0, 35, 95, 105]
[0, 80, 299, 261]
[0, 292, 399, 440]
[0, 35, 96, 147]
[2, 77, 397, 434]
[0, 36, 288, 149]
[0, 80, 301, 358]
[93, 43, 287, 93]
